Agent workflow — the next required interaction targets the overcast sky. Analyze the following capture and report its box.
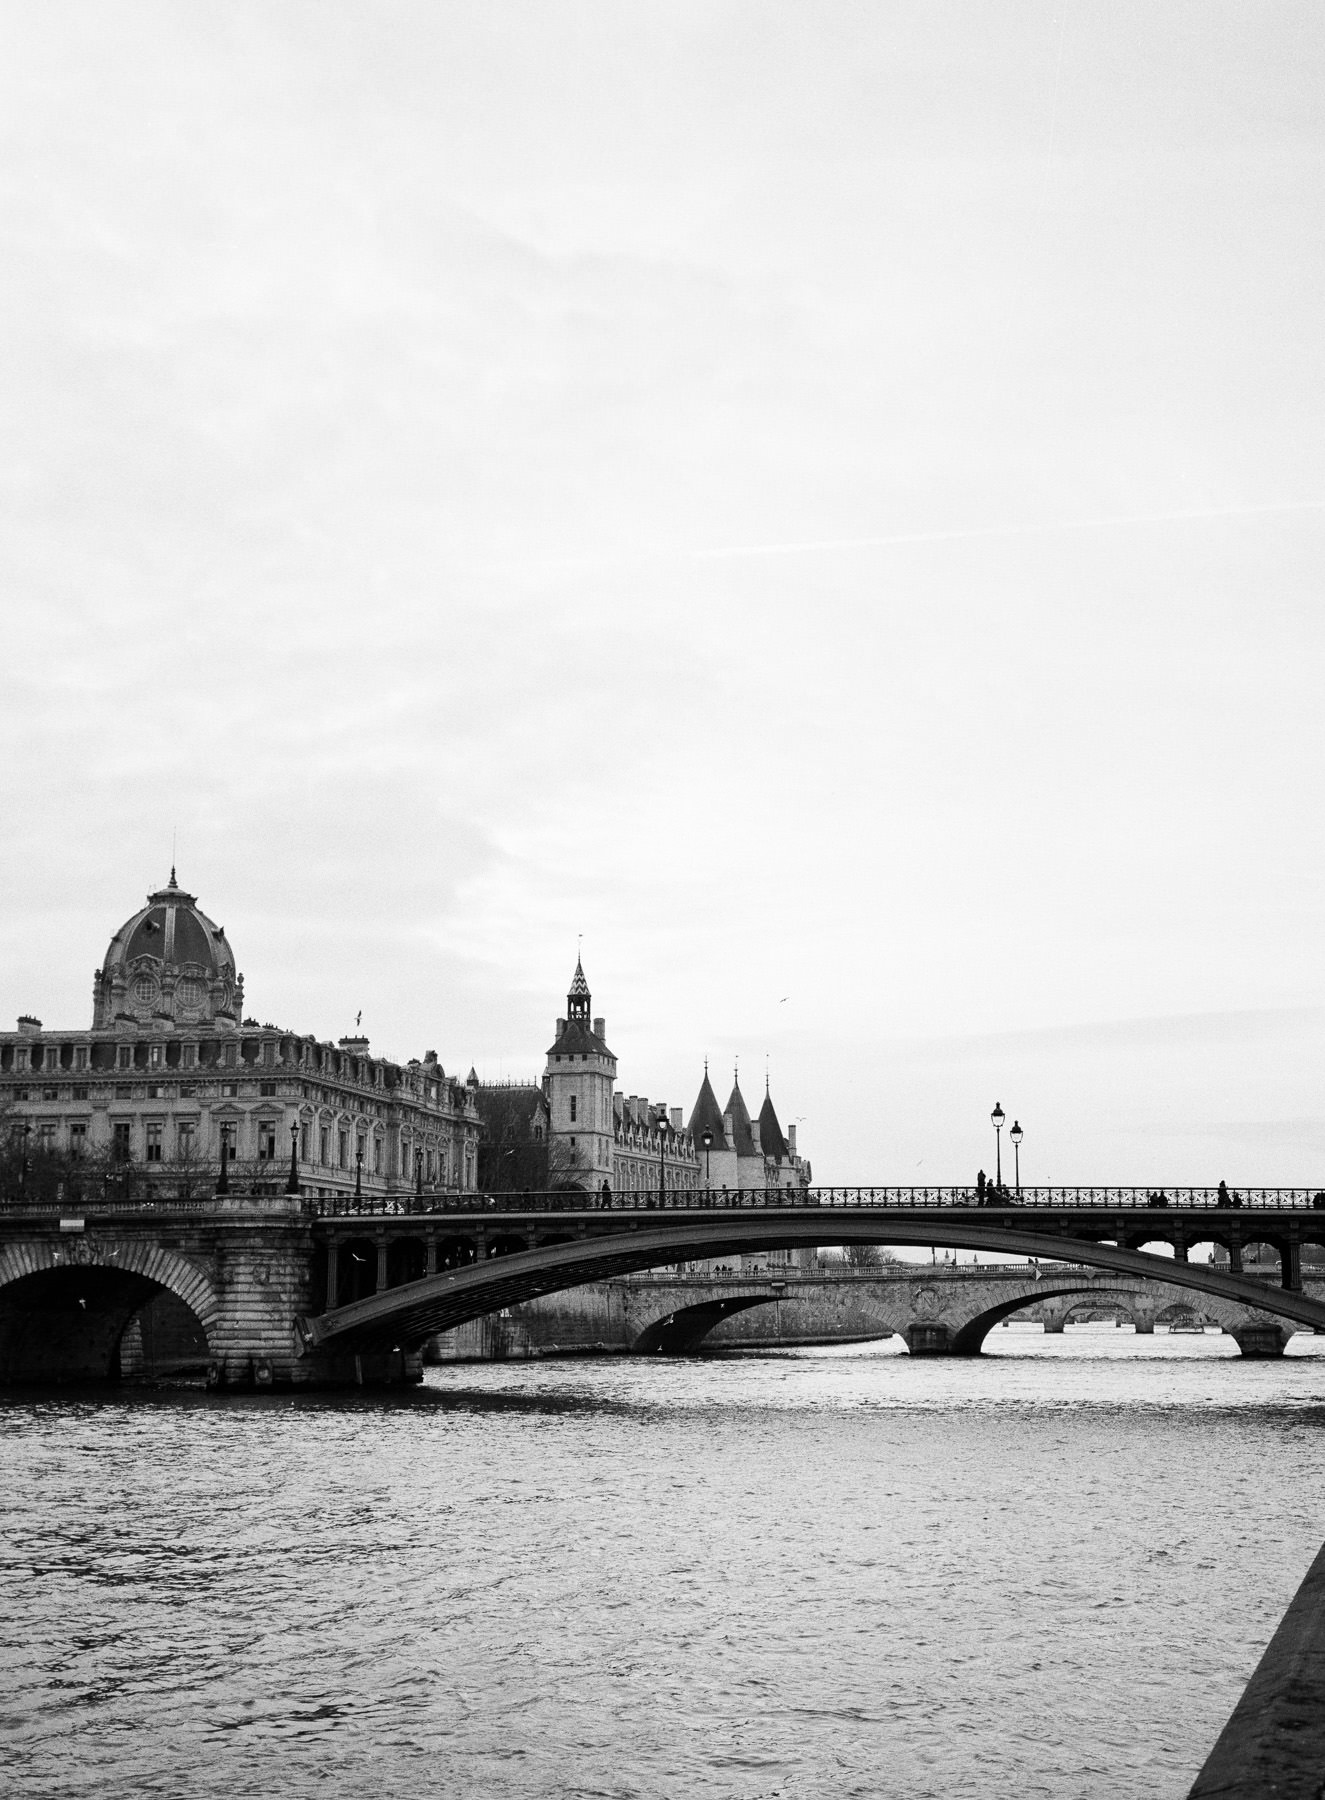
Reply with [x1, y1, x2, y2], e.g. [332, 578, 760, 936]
[2, 3, 1324, 1186]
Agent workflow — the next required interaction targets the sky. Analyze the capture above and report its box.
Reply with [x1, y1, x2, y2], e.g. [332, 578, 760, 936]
[2, 3, 1324, 1187]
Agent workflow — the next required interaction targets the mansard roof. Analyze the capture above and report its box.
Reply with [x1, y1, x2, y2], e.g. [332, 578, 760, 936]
[758, 1087, 789, 1161]
[686, 1069, 728, 1149]
[725, 1078, 757, 1157]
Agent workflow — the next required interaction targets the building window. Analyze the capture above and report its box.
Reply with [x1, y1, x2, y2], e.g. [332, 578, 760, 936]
[300, 1124, 309, 1161]
[69, 1121, 87, 1156]
[146, 1085, 162, 1099]
[569, 1095, 577, 1123]
[118, 1046, 132, 1070]
[260, 1082, 276, 1098]
[73, 1047, 87, 1072]
[179, 1084, 195, 1099]
[319, 1126, 329, 1165]
[222, 1082, 238, 1098]
[42, 1087, 58, 1102]
[374, 1138, 383, 1173]
[145, 1122, 163, 1162]
[224, 1044, 237, 1069]
[177, 1122, 196, 1158]
[149, 1045, 163, 1068]
[257, 1121, 277, 1161]
[36, 1122, 57, 1154]
[182, 1043, 196, 1069]
[338, 1130, 348, 1169]
[112, 1122, 132, 1160]
[71, 1085, 88, 1101]
[220, 1121, 237, 1157]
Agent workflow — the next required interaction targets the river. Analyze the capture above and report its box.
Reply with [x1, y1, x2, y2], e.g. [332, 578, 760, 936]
[3, 1326, 1323, 1799]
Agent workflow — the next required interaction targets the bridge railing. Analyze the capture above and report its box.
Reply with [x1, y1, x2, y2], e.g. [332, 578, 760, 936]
[307, 1184, 1325, 1219]
[5, 1183, 1324, 1221]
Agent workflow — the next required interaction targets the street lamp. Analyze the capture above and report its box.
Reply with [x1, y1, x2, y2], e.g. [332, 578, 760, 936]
[1009, 1120, 1023, 1196]
[658, 1112, 667, 1209]
[285, 1120, 300, 1196]
[701, 1126, 713, 1190]
[991, 1101, 1005, 1191]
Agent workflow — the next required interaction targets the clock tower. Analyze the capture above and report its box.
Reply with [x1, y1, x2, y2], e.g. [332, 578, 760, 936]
[544, 958, 616, 1192]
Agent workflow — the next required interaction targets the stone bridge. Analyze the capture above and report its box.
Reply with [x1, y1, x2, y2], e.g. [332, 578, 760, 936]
[0, 1197, 316, 1386]
[3, 1187, 1325, 1386]
[433, 1265, 1323, 1361]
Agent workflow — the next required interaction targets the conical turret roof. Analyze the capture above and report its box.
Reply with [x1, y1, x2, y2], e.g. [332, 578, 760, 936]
[686, 1068, 728, 1150]
[758, 1084, 789, 1161]
[725, 1077, 756, 1157]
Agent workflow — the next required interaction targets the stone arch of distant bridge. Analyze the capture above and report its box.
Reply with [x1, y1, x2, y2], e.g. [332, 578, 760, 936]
[934, 1279, 1260, 1354]
[632, 1295, 779, 1355]
[299, 1216, 1325, 1358]
[632, 1277, 1252, 1357]
[0, 1237, 221, 1382]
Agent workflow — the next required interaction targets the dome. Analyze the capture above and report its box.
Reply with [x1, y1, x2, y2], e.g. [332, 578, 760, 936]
[92, 871, 244, 1029]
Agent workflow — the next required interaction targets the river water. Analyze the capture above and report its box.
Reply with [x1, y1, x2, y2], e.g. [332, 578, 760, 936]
[3, 1327, 1323, 1799]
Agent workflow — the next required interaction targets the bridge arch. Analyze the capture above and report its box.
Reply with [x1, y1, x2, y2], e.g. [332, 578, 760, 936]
[632, 1294, 778, 1355]
[0, 1238, 220, 1384]
[940, 1280, 1252, 1354]
[301, 1214, 1325, 1358]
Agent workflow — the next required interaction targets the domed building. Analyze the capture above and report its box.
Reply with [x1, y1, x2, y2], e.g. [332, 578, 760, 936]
[92, 871, 244, 1030]
[1, 873, 481, 1204]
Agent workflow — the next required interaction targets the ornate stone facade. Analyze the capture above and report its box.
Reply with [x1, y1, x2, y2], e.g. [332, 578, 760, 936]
[0, 874, 481, 1203]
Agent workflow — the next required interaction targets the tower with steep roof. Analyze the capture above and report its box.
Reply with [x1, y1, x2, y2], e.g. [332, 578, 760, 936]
[544, 957, 617, 1191]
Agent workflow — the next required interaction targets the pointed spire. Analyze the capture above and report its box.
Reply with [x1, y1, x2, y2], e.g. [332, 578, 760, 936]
[567, 954, 591, 1019]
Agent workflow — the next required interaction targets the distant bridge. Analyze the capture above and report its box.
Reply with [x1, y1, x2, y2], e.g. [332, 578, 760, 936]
[442, 1265, 1311, 1360]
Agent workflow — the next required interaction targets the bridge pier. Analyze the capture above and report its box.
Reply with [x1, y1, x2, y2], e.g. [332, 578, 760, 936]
[1232, 1324, 1289, 1358]
[905, 1322, 975, 1355]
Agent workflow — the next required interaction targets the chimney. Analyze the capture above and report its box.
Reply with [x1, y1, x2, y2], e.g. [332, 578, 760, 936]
[555, 1017, 566, 1039]
[788, 1123, 797, 1155]
[16, 1015, 41, 1034]
[593, 1016, 606, 1040]
[670, 1107, 682, 1132]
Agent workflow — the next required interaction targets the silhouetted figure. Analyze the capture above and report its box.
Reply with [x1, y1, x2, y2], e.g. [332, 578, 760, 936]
[1218, 1179, 1231, 1207]
[976, 1169, 987, 1205]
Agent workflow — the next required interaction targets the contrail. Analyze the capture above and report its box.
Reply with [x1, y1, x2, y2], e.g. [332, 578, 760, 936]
[689, 497, 1325, 563]
[477, 497, 1325, 580]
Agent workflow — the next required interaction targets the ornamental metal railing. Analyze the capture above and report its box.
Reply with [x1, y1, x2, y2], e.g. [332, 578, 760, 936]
[5, 1183, 1325, 1221]
[306, 1184, 1325, 1220]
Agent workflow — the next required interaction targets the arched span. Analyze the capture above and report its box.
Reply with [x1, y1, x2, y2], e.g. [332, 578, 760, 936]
[633, 1295, 777, 1356]
[297, 1214, 1325, 1355]
[940, 1282, 1247, 1353]
[0, 1239, 219, 1384]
